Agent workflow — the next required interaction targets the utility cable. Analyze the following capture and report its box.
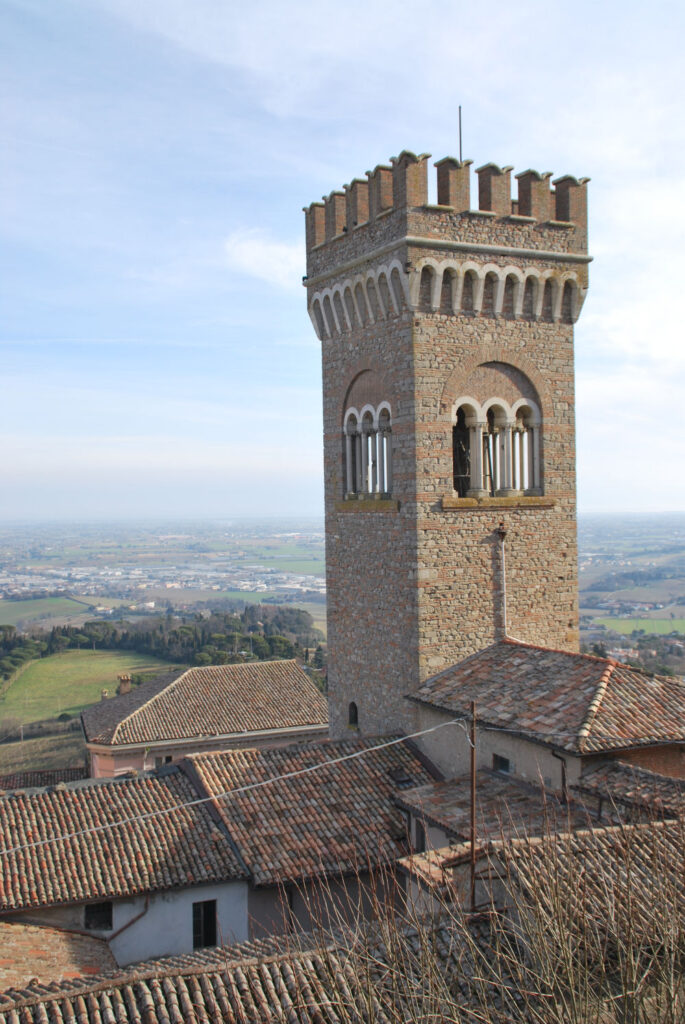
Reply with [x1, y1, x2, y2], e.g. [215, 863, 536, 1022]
[0, 718, 471, 859]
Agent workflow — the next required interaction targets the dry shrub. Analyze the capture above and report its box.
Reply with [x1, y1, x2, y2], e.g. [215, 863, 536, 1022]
[270, 816, 685, 1023]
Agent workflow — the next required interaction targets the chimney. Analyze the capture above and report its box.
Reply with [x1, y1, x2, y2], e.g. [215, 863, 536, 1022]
[117, 674, 132, 696]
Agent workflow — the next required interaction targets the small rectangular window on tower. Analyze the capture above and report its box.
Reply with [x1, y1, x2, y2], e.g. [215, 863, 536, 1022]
[492, 754, 511, 774]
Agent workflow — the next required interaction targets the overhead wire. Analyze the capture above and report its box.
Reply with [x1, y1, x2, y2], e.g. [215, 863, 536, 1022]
[0, 718, 472, 859]
[0, 711, 675, 860]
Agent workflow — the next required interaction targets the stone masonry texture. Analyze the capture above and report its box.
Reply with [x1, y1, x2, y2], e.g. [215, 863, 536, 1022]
[304, 152, 590, 739]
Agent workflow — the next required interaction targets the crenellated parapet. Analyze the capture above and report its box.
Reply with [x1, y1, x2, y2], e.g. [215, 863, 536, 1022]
[304, 151, 590, 291]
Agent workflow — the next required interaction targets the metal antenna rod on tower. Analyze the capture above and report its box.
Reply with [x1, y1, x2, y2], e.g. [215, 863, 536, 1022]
[459, 105, 463, 163]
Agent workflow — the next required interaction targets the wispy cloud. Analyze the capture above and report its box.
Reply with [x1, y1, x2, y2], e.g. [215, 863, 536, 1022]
[224, 229, 304, 292]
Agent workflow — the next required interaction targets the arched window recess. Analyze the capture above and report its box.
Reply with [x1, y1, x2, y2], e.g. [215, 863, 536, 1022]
[343, 403, 392, 497]
[452, 397, 541, 498]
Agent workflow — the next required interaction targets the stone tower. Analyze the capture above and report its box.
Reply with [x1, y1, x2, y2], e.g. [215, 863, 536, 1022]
[304, 152, 589, 739]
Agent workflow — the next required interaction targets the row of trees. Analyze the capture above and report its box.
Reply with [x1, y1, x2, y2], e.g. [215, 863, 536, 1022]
[0, 626, 48, 681]
[1, 605, 327, 679]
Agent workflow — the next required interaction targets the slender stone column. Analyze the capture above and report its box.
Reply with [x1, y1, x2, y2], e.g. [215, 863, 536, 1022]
[467, 422, 488, 498]
[355, 432, 363, 492]
[383, 430, 392, 492]
[361, 429, 369, 493]
[372, 430, 380, 493]
[497, 423, 523, 496]
[526, 426, 542, 494]
[345, 432, 354, 494]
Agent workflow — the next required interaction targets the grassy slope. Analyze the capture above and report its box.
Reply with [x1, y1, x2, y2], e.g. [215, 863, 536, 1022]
[0, 650, 175, 724]
[0, 731, 87, 773]
[0, 596, 91, 627]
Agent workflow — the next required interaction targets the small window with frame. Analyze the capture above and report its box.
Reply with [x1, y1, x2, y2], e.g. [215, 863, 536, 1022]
[84, 901, 113, 931]
[492, 754, 511, 774]
[192, 898, 217, 949]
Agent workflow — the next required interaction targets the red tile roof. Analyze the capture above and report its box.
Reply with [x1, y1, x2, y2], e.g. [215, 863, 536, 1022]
[500, 818, 685, 942]
[574, 760, 685, 816]
[82, 660, 328, 746]
[0, 920, 488, 1023]
[410, 639, 685, 753]
[0, 768, 87, 792]
[401, 816, 685, 932]
[396, 770, 599, 840]
[184, 738, 437, 886]
[0, 769, 245, 912]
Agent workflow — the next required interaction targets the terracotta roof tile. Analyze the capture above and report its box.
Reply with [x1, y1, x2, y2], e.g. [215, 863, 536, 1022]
[574, 759, 685, 815]
[0, 769, 87, 792]
[396, 770, 598, 840]
[402, 816, 685, 937]
[410, 639, 685, 753]
[82, 661, 327, 746]
[500, 817, 685, 941]
[185, 738, 437, 886]
[0, 769, 245, 911]
[0, 920, 489, 1023]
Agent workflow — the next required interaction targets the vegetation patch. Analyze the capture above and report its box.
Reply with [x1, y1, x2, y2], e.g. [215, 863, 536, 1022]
[0, 596, 90, 627]
[593, 617, 685, 635]
[0, 650, 173, 724]
[0, 730, 86, 774]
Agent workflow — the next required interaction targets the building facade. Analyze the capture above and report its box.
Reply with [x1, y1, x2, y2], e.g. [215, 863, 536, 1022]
[304, 152, 590, 738]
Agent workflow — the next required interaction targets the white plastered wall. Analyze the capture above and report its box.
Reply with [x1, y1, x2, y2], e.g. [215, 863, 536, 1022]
[414, 704, 583, 789]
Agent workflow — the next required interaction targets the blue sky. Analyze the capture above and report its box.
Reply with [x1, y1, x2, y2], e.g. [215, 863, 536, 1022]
[2, 0, 684, 519]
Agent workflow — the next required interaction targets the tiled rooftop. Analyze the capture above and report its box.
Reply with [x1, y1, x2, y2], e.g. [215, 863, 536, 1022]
[402, 816, 685, 932]
[0, 921, 116, 993]
[500, 817, 685, 940]
[185, 738, 437, 886]
[82, 660, 328, 746]
[2, 816, 681, 1023]
[396, 769, 598, 841]
[0, 768, 245, 912]
[575, 759, 685, 816]
[0, 768, 87, 793]
[0, 920, 489, 1024]
[410, 638, 685, 753]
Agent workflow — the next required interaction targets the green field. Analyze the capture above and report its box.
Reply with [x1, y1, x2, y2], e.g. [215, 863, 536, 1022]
[0, 731, 87, 774]
[594, 618, 685, 636]
[244, 558, 325, 575]
[0, 596, 92, 627]
[0, 650, 176, 724]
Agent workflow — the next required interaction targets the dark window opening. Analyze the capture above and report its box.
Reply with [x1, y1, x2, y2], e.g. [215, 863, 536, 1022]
[348, 701, 358, 728]
[84, 901, 113, 931]
[493, 754, 511, 774]
[193, 899, 217, 949]
[453, 407, 470, 496]
[415, 820, 426, 854]
[165, 755, 173, 764]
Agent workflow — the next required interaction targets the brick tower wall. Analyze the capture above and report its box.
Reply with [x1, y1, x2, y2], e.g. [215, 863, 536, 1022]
[305, 153, 590, 739]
